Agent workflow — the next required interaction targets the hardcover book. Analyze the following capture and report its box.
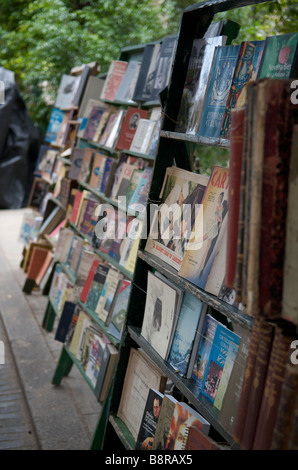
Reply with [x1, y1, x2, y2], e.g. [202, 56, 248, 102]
[197, 45, 240, 141]
[100, 60, 128, 101]
[257, 32, 298, 79]
[114, 60, 141, 103]
[116, 107, 148, 151]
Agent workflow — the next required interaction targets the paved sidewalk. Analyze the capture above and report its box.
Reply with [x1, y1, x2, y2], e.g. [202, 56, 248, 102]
[0, 208, 102, 450]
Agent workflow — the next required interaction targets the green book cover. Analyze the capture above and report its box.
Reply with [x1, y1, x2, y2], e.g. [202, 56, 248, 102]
[257, 32, 298, 79]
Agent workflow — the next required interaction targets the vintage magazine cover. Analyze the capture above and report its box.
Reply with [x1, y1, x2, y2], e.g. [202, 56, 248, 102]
[145, 166, 209, 271]
[179, 165, 229, 295]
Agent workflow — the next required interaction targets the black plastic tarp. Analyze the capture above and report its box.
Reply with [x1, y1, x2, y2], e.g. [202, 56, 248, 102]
[0, 67, 42, 209]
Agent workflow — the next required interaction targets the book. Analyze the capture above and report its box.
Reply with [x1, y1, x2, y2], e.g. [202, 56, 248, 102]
[119, 218, 143, 273]
[100, 60, 128, 102]
[73, 248, 99, 298]
[125, 168, 143, 208]
[107, 280, 131, 340]
[111, 162, 135, 201]
[135, 388, 164, 450]
[150, 36, 177, 102]
[138, 43, 161, 102]
[85, 263, 109, 312]
[88, 152, 108, 189]
[179, 165, 229, 296]
[77, 98, 102, 138]
[127, 167, 153, 214]
[103, 109, 125, 149]
[176, 35, 227, 134]
[68, 147, 85, 180]
[117, 348, 167, 440]
[78, 76, 105, 119]
[114, 60, 141, 103]
[77, 148, 94, 184]
[224, 107, 245, 288]
[82, 103, 108, 141]
[79, 198, 98, 236]
[200, 324, 240, 409]
[79, 258, 100, 303]
[282, 125, 298, 325]
[22, 246, 53, 293]
[185, 425, 224, 450]
[54, 301, 77, 343]
[197, 45, 241, 141]
[191, 314, 220, 387]
[257, 32, 298, 79]
[65, 234, 83, 276]
[145, 165, 209, 270]
[133, 44, 157, 102]
[116, 107, 148, 151]
[95, 268, 123, 323]
[94, 342, 119, 402]
[129, 118, 157, 154]
[45, 108, 66, 144]
[55, 74, 80, 109]
[72, 64, 92, 108]
[165, 401, 210, 450]
[85, 330, 107, 387]
[220, 39, 265, 139]
[141, 271, 179, 360]
[152, 394, 178, 450]
[167, 292, 207, 377]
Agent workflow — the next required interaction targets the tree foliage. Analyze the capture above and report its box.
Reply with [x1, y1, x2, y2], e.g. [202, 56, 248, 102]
[0, 0, 296, 137]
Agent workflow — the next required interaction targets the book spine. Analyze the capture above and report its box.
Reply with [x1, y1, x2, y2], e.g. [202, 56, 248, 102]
[225, 107, 245, 288]
[240, 320, 274, 450]
[271, 360, 298, 450]
[253, 329, 295, 450]
[232, 318, 261, 445]
[259, 81, 298, 318]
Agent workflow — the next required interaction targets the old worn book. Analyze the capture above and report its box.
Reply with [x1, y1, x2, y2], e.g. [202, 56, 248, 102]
[100, 60, 128, 102]
[252, 328, 296, 450]
[115, 107, 148, 151]
[225, 107, 245, 288]
[150, 35, 177, 102]
[233, 318, 261, 445]
[282, 125, 298, 326]
[114, 60, 141, 103]
[179, 165, 229, 296]
[85, 263, 109, 313]
[94, 341, 118, 402]
[117, 348, 167, 440]
[107, 280, 132, 341]
[240, 321, 275, 450]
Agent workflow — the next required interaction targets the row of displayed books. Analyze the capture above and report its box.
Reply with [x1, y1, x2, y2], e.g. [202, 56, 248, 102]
[176, 31, 298, 140]
[139, 269, 241, 412]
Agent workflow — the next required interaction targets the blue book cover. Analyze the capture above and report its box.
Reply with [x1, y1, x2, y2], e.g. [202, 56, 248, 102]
[100, 157, 113, 194]
[45, 108, 65, 143]
[200, 323, 240, 405]
[197, 45, 240, 140]
[167, 292, 206, 377]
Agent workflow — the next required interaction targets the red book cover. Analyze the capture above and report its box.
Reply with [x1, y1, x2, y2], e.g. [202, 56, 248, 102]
[225, 107, 245, 288]
[116, 107, 148, 151]
[79, 259, 100, 303]
[102, 61, 128, 101]
[26, 246, 52, 280]
[70, 190, 83, 224]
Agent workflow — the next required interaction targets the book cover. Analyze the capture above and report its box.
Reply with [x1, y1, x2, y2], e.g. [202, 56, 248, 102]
[129, 118, 156, 154]
[152, 394, 178, 450]
[145, 166, 209, 271]
[139, 43, 161, 102]
[77, 98, 102, 138]
[85, 263, 109, 312]
[220, 39, 265, 139]
[79, 258, 100, 303]
[68, 148, 85, 181]
[78, 76, 104, 118]
[135, 388, 164, 450]
[128, 167, 153, 214]
[65, 234, 83, 275]
[167, 292, 207, 377]
[125, 168, 143, 208]
[99, 157, 113, 194]
[54, 301, 77, 343]
[88, 152, 107, 189]
[197, 45, 240, 140]
[79, 198, 98, 235]
[85, 331, 107, 387]
[107, 280, 132, 340]
[200, 323, 240, 406]
[94, 342, 119, 402]
[114, 60, 141, 103]
[83, 104, 108, 141]
[100, 60, 128, 101]
[165, 402, 210, 450]
[176, 35, 226, 134]
[95, 268, 123, 323]
[185, 425, 223, 450]
[117, 348, 167, 440]
[179, 165, 229, 293]
[45, 108, 66, 144]
[104, 109, 125, 149]
[191, 314, 220, 388]
[119, 218, 143, 274]
[116, 107, 148, 151]
[150, 36, 177, 102]
[112, 163, 135, 201]
[257, 32, 298, 79]
[78, 148, 94, 184]
[132, 44, 156, 102]
[141, 271, 178, 360]
[55, 74, 80, 109]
